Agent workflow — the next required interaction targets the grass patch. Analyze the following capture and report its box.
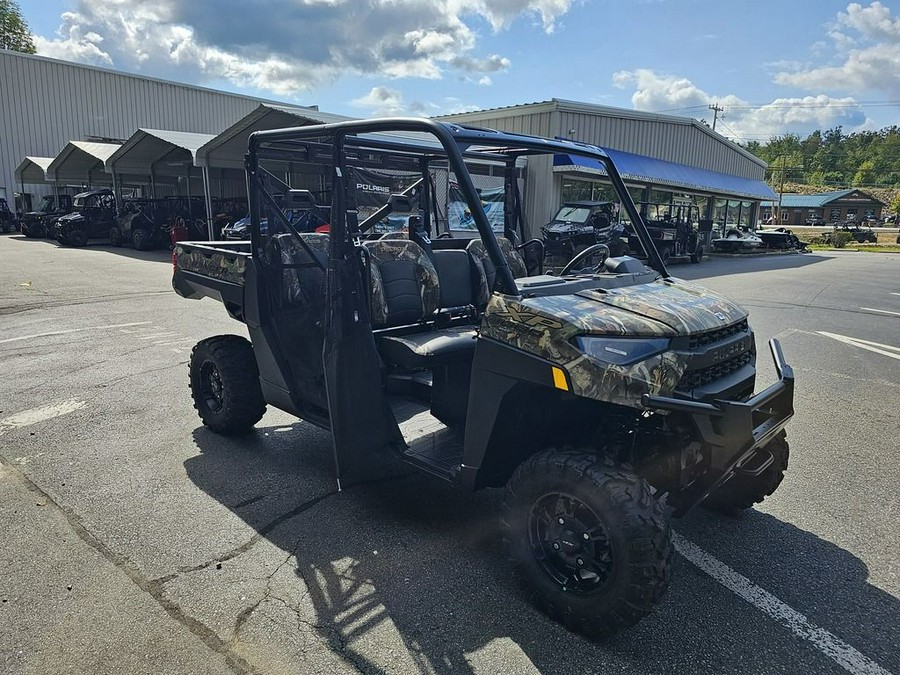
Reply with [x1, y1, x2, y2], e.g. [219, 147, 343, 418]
[807, 243, 900, 253]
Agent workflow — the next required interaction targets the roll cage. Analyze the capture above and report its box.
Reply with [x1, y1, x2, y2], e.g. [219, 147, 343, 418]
[245, 118, 670, 288]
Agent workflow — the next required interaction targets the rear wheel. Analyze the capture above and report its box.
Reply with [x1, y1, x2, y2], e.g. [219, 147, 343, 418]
[189, 335, 266, 435]
[132, 228, 153, 251]
[501, 449, 672, 639]
[690, 243, 705, 263]
[703, 431, 789, 512]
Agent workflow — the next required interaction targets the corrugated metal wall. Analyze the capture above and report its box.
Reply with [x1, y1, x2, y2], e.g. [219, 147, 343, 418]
[556, 111, 764, 179]
[0, 51, 263, 201]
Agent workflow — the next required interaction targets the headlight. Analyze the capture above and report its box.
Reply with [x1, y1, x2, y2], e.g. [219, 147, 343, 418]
[574, 336, 670, 365]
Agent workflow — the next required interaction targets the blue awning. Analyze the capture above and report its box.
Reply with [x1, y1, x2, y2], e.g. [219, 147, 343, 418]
[553, 148, 777, 200]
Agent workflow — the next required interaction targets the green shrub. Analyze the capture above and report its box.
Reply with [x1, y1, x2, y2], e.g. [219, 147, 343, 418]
[831, 231, 852, 248]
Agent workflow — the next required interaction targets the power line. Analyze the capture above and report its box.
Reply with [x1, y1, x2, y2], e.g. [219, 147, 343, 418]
[653, 100, 900, 114]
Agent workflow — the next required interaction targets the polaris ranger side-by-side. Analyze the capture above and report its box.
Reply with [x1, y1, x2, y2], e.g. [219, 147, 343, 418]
[54, 189, 116, 246]
[172, 119, 794, 638]
[20, 194, 74, 238]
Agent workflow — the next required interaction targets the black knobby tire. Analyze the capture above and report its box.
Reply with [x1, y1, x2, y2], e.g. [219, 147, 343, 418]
[660, 246, 672, 265]
[67, 229, 88, 247]
[501, 449, 673, 639]
[690, 244, 704, 264]
[132, 228, 154, 251]
[703, 431, 789, 512]
[189, 335, 266, 435]
[110, 227, 123, 247]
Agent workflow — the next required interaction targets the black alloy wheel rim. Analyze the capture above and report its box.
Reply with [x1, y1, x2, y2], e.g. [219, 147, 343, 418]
[527, 491, 614, 595]
[199, 361, 225, 413]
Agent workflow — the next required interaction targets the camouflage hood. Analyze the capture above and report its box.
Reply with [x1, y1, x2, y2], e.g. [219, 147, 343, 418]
[575, 277, 747, 335]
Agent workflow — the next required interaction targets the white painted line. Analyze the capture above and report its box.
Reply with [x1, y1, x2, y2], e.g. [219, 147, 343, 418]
[890, 293, 900, 297]
[818, 332, 900, 361]
[0, 399, 86, 436]
[860, 307, 900, 317]
[0, 322, 152, 345]
[674, 533, 893, 675]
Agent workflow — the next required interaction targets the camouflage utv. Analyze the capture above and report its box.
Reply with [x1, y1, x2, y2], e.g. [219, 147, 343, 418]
[173, 119, 794, 639]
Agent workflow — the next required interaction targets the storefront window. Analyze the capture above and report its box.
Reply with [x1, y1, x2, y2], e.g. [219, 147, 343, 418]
[713, 198, 728, 230]
[561, 179, 593, 203]
[726, 200, 741, 224]
[740, 201, 752, 226]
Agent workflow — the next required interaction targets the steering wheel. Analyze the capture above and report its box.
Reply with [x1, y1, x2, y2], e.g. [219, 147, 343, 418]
[560, 243, 611, 276]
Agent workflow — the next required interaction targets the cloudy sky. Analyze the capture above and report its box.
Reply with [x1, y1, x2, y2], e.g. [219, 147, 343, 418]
[23, 0, 900, 143]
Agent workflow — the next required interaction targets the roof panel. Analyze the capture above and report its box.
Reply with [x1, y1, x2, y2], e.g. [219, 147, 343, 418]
[14, 156, 55, 184]
[46, 141, 122, 182]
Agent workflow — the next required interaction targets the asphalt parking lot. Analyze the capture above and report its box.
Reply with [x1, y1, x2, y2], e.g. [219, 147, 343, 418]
[1, 234, 898, 675]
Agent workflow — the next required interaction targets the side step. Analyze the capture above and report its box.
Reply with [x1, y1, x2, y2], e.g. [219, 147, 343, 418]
[390, 396, 464, 482]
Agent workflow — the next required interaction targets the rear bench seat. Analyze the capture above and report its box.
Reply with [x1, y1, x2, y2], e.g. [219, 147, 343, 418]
[363, 239, 479, 370]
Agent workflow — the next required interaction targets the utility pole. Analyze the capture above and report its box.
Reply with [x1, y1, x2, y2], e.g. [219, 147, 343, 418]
[708, 103, 724, 131]
[776, 155, 787, 224]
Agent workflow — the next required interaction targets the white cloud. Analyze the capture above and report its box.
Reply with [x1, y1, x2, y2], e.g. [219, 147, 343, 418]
[612, 69, 870, 140]
[31, 0, 568, 95]
[775, 1, 900, 96]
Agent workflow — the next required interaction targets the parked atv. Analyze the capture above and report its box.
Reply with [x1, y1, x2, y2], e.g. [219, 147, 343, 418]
[0, 198, 16, 234]
[542, 201, 626, 262]
[55, 189, 116, 246]
[173, 119, 794, 639]
[20, 194, 74, 238]
[824, 223, 877, 244]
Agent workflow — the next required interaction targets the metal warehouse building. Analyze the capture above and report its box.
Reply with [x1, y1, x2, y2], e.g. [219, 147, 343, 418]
[438, 99, 776, 238]
[0, 50, 285, 208]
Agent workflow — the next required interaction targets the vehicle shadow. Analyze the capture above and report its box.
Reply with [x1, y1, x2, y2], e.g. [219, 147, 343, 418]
[185, 422, 899, 674]
[6, 234, 175, 263]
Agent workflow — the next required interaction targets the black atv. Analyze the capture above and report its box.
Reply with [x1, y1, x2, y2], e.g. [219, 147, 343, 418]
[542, 201, 627, 262]
[20, 194, 74, 238]
[0, 198, 16, 234]
[173, 119, 794, 639]
[54, 189, 117, 246]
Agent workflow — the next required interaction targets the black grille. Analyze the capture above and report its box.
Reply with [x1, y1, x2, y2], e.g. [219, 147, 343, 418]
[680, 351, 753, 389]
[688, 319, 749, 350]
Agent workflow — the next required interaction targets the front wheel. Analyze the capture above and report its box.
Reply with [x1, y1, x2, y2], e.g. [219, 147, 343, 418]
[66, 229, 88, 247]
[109, 227, 123, 247]
[189, 335, 266, 435]
[501, 449, 672, 639]
[703, 431, 789, 512]
[690, 244, 705, 264]
[132, 227, 153, 251]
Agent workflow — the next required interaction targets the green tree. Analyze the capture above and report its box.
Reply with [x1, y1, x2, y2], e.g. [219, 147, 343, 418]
[0, 0, 35, 54]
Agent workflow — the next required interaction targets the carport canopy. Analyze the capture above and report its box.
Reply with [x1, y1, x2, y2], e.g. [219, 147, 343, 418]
[14, 156, 55, 185]
[107, 129, 216, 178]
[195, 103, 353, 170]
[45, 141, 122, 184]
[552, 148, 778, 201]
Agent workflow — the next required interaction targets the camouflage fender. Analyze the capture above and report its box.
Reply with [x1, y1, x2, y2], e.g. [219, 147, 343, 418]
[481, 293, 689, 408]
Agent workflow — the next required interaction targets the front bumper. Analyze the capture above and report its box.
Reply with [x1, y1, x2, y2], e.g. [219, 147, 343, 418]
[642, 338, 794, 515]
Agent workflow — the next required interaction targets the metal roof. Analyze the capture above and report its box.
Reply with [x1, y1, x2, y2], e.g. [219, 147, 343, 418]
[14, 156, 55, 184]
[759, 189, 884, 208]
[437, 98, 767, 170]
[45, 141, 123, 182]
[196, 104, 355, 170]
[553, 148, 777, 200]
[107, 129, 216, 176]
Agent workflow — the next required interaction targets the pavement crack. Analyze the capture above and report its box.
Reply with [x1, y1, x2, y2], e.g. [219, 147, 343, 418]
[0, 455, 259, 675]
